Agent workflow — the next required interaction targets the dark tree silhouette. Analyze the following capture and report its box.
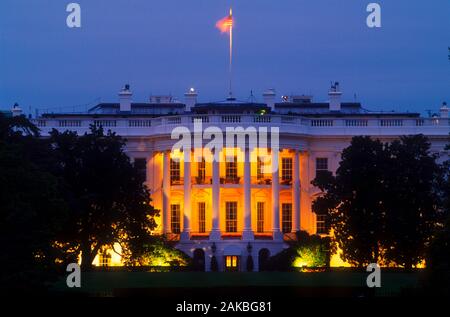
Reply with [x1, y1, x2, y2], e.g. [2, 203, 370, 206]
[50, 125, 158, 269]
[425, 137, 450, 294]
[312, 136, 388, 267]
[313, 135, 442, 269]
[0, 113, 68, 290]
[384, 135, 441, 270]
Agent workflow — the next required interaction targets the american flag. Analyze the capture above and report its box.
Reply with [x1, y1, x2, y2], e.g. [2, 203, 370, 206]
[216, 9, 233, 33]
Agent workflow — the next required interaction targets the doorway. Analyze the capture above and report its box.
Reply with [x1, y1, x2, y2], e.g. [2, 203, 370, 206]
[224, 255, 240, 272]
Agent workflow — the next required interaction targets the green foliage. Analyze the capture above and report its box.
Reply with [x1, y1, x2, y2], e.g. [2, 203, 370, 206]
[265, 231, 329, 271]
[49, 125, 159, 269]
[124, 237, 190, 267]
[312, 135, 442, 269]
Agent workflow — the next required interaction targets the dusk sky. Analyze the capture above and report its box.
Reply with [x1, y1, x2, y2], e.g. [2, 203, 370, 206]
[0, 0, 449, 115]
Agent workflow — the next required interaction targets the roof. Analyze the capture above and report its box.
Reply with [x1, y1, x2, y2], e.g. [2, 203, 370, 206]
[193, 102, 270, 113]
[275, 102, 362, 109]
[89, 102, 185, 112]
[274, 102, 420, 117]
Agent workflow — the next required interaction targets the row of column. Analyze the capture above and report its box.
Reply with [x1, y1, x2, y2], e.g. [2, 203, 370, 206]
[162, 149, 301, 240]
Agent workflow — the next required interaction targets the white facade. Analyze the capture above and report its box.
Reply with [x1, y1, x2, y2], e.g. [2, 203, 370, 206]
[30, 85, 450, 271]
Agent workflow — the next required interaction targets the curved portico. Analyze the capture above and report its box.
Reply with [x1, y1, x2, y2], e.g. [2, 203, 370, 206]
[29, 85, 450, 270]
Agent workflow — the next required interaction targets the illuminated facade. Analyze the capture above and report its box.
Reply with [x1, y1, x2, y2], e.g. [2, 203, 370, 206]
[29, 84, 450, 271]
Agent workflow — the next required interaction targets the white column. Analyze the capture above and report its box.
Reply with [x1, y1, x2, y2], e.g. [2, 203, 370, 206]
[162, 150, 171, 234]
[242, 147, 254, 240]
[292, 150, 301, 232]
[181, 150, 191, 240]
[271, 149, 282, 240]
[210, 153, 221, 240]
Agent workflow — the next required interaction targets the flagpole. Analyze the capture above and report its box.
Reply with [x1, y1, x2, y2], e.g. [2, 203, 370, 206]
[229, 7, 233, 99]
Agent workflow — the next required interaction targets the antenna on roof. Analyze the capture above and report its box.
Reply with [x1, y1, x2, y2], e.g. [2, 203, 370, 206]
[248, 90, 256, 103]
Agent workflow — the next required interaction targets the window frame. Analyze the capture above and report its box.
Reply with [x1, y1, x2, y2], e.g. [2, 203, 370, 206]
[225, 156, 238, 180]
[281, 203, 292, 233]
[316, 214, 327, 234]
[257, 202, 265, 233]
[198, 202, 206, 233]
[225, 201, 238, 233]
[171, 204, 181, 234]
[170, 158, 181, 184]
[281, 157, 293, 181]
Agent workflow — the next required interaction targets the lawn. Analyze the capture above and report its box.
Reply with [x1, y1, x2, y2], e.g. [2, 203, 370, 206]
[53, 270, 423, 297]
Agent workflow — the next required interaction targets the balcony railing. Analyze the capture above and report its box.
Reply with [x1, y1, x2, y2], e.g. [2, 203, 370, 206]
[33, 114, 450, 138]
[280, 178, 292, 186]
[252, 176, 272, 185]
[220, 177, 241, 185]
[170, 178, 183, 186]
[170, 231, 276, 241]
[191, 176, 212, 185]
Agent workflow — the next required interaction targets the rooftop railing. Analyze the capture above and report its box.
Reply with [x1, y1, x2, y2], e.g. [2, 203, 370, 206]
[32, 114, 450, 137]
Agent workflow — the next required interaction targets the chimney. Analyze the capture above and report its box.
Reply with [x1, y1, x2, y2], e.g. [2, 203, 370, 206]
[263, 88, 276, 112]
[119, 84, 132, 112]
[11, 103, 23, 117]
[328, 81, 342, 111]
[184, 87, 198, 112]
[440, 102, 449, 118]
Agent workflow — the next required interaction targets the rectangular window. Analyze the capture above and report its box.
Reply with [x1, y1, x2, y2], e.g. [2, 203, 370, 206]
[282, 203, 292, 233]
[170, 159, 181, 184]
[316, 157, 328, 177]
[225, 156, 238, 180]
[257, 202, 265, 233]
[134, 158, 147, 182]
[316, 214, 327, 234]
[257, 157, 264, 180]
[281, 157, 293, 182]
[225, 201, 238, 233]
[99, 252, 111, 267]
[198, 202, 206, 233]
[197, 158, 206, 182]
[225, 255, 239, 269]
[171, 204, 181, 234]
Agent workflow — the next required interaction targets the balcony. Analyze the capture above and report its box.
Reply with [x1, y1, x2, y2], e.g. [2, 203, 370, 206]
[192, 176, 212, 185]
[220, 177, 241, 185]
[252, 176, 272, 185]
[189, 232, 210, 240]
[221, 232, 243, 240]
[177, 231, 277, 241]
[280, 178, 292, 186]
[170, 178, 183, 186]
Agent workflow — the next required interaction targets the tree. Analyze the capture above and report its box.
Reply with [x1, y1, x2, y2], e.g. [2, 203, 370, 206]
[124, 236, 190, 267]
[0, 113, 68, 290]
[49, 125, 158, 269]
[425, 137, 450, 294]
[312, 136, 388, 267]
[265, 231, 329, 271]
[384, 135, 441, 269]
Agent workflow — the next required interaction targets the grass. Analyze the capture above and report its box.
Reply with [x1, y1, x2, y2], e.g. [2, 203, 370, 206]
[53, 270, 423, 297]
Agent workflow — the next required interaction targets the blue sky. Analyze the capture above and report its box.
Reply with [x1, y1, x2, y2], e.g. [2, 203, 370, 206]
[0, 0, 449, 115]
